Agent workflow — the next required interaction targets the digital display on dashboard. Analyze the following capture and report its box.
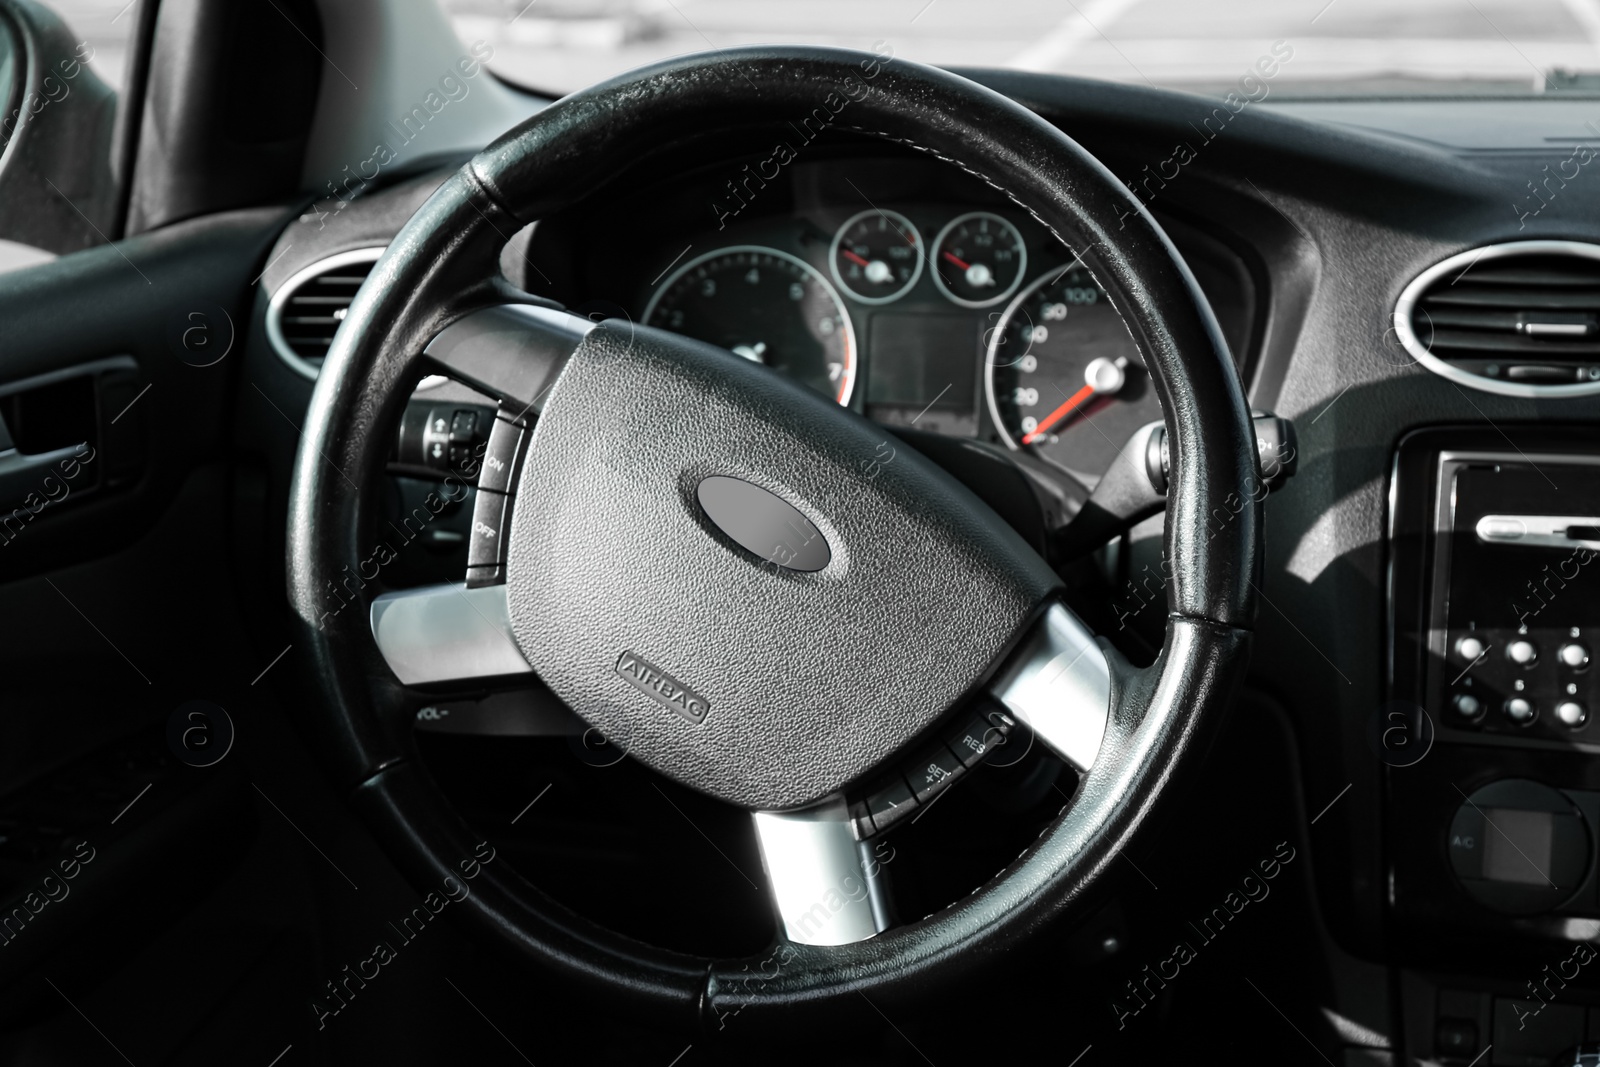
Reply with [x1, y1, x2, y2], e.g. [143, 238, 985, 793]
[1481, 807, 1553, 885]
[865, 313, 981, 414]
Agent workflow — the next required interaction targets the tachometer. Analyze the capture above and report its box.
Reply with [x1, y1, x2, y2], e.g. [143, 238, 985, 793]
[644, 246, 856, 405]
[984, 265, 1161, 486]
[830, 209, 923, 304]
[931, 211, 1026, 308]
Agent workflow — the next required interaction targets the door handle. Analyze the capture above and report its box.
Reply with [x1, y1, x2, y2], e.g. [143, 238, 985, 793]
[0, 442, 92, 514]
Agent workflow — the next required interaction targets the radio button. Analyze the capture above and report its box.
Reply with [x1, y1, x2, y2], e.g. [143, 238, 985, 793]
[1507, 640, 1539, 667]
[1504, 697, 1537, 725]
[1559, 642, 1591, 670]
[1452, 693, 1485, 722]
[1557, 701, 1588, 728]
[1456, 635, 1486, 662]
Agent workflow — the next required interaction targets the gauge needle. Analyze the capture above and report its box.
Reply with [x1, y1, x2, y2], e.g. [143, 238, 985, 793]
[842, 250, 871, 268]
[1021, 356, 1128, 445]
[941, 251, 970, 270]
[1022, 382, 1095, 444]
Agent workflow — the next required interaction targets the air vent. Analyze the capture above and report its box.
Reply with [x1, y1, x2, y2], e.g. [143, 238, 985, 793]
[1394, 241, 1600, 398]
[265, 247, 386, 380]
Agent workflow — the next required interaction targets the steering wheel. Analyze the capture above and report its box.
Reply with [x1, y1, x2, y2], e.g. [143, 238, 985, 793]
[286, 46, 1259, 1027]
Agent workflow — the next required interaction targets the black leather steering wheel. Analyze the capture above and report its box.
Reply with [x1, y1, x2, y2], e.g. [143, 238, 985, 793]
[286, 46, 1259, 1028]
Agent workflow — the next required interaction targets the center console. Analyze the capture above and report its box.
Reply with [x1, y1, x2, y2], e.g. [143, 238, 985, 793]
[1389, 426, 1600, 1067]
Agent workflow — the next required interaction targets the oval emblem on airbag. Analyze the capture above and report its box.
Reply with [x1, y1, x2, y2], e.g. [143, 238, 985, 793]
[696, 476, 831, 572]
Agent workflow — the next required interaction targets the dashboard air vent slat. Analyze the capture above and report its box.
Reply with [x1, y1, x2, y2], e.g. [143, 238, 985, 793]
[265, 247, 387, 381]
[1394, 242, 1600, 397]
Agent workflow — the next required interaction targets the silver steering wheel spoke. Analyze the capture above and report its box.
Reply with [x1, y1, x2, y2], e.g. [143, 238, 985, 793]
[370, 582, 533, 687]
[750, 602, 1110, 948]
[750, 796, 888, 947]
[988, 602, 1112, 774]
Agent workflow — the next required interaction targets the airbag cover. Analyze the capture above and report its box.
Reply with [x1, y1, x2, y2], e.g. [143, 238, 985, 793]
[504, 322, 1059, 810]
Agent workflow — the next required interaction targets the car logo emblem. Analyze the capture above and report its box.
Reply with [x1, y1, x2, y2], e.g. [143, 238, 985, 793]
[696, 475, 831, 572]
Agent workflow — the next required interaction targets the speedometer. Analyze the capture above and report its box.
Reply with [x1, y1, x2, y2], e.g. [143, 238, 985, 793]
[643, 246, 857, 405]
[984, 265, 1161, 486]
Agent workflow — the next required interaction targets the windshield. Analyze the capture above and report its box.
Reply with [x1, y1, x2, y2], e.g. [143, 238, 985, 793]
[441, 0, 1600, 99]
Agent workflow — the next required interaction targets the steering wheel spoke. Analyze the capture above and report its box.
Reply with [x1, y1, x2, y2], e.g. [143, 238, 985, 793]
[988, 602, 1112, 774]
[751, 797, 889, 947]
[421, 303, 595, 418]
[369, 581, 532, 687]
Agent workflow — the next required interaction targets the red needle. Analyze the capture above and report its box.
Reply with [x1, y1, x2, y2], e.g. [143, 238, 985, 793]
[942, 250, 971, 270]
[842, 249, 870, 268]
[1022, 382, 1096, 444]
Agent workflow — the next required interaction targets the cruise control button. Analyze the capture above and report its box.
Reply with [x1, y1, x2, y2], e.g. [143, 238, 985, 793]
[1557, 701, 1588, 728]
[865, 777, 918, 834]
[478, 415, 526, 495]
[1560, 642, 1591, 669]
[905, 742, 965, 803]
[1507, 640, 1539, 667]
[943, 711, 1007, 767]
[1504, 697, 1537, 725]
[468, 490, 510, 568]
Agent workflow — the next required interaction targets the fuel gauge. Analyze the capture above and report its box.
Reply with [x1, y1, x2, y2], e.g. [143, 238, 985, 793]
[932, 211, 1026, 308]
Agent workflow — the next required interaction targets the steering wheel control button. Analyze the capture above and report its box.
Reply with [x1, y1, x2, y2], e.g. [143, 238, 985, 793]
[1452, 693, 1485, 723]
[477, 414, 526, 496]
[944, 711, 1007, 766]
[467, 490, 510, 569]
[695, 475, 830, 572]
[905, 742, 966, 803]
[1507, 639, 1539, 667]
[865, 777, 918, 834]
[1455, 635, 1486, 662]
[1560, 642, 1591, 670]
[1557, 701, 1588, 728]
[1504, 697, 1537, 725]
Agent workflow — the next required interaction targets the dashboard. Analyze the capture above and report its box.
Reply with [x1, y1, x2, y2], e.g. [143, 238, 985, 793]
[236, 79, 1600, 1066]
[520, 148, 1257, 492]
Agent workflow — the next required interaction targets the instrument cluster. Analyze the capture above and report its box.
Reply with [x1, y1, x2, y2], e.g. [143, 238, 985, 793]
[531, 155, 1255, 491]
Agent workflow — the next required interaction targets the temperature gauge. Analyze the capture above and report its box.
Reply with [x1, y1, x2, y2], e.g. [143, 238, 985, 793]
[830, 209, 923, 304]
[931, 211, 1026, 308]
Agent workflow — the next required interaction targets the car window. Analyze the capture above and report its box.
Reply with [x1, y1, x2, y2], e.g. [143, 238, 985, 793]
[440, 0, 1600, 100]
[28, 0, 130, 88]
[0, 0, 125, 269]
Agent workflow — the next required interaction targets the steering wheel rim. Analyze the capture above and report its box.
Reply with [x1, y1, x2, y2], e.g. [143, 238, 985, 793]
[286, 46, 1259, 1027]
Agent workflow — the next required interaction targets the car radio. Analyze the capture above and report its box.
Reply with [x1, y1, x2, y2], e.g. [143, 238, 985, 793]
[1427, 450, 1600, 746]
